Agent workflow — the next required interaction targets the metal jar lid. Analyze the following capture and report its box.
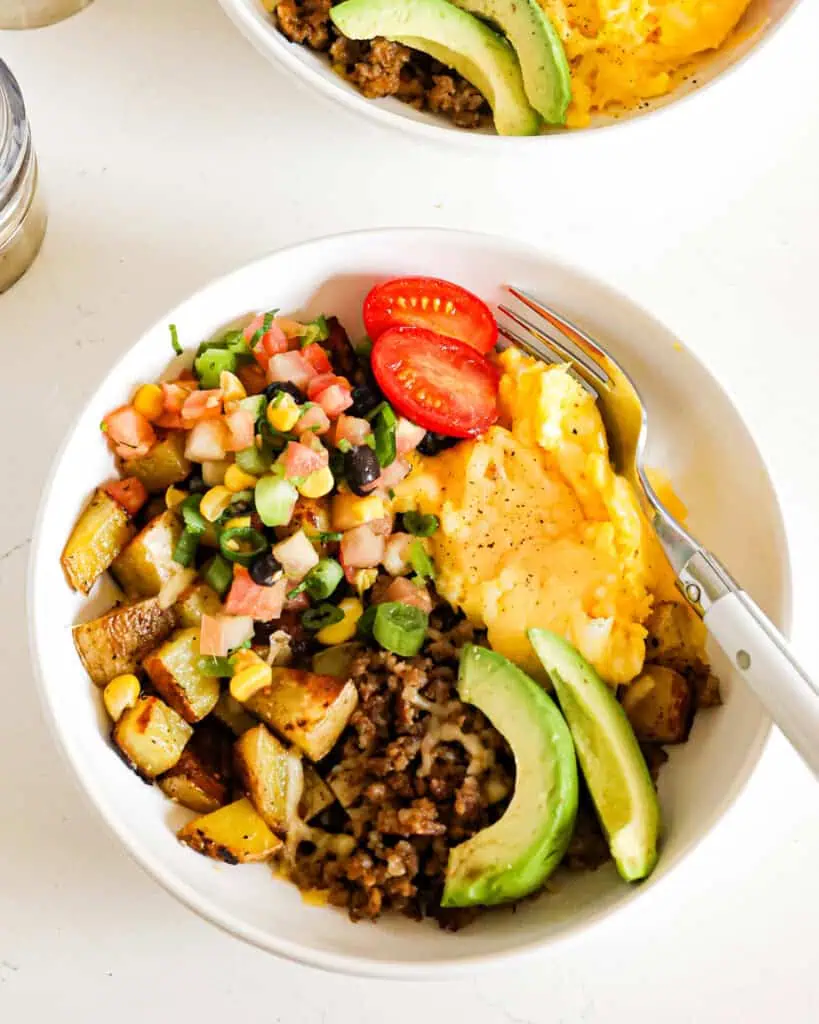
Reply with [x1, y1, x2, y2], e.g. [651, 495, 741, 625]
[0, 59, 35, 247]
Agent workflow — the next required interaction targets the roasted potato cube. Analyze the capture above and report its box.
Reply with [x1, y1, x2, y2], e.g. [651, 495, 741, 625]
[124, 432, 191, 493]
[111, 510, 182, 599]
[61, 489, 134, 593]
[645, 601, 707, 664]
[693, 670, 722, 709]
[159, 721, 233, 812]
[174, 580, 222, 627]
[178, 797, 282, 863]
[244, 668, 358, 761]
[73, 597, 176, 685]
[113, 696, 192, 779]
[621, 665, 694, 744]
[212, 691, 257, 736]
[234, 724, 304, 834]
[143, 627, 220, 722]
[299, 764, 336, 821]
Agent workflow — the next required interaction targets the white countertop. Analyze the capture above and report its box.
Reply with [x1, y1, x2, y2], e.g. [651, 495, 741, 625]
[2, 0, 818, 1017]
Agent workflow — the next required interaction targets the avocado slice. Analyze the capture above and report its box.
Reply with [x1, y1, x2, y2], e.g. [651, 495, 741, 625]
[451, 0, 571, 124]
[330, 0, 540, 137]
[442, 644, 578, 908]
[528, 629, 661, 881]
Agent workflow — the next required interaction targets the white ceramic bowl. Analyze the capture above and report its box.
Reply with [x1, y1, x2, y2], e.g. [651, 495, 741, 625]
[218, 0, 800, 143]
[29, 228, 790, 977]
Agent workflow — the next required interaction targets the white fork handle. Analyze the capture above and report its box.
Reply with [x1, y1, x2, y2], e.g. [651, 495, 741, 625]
[705, 590, 819, 777]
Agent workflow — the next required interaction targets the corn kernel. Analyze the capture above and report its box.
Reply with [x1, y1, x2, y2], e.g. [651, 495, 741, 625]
[230, 651, 273, 703]
[220, 370, 247, 403]
[353, 568, 378, 596]
[223, 515, 251, 531]
[200, 485, 233, 522]
[267, 393, 301, 432]
[316, 597, 363, 645]
[132, 383, 164, 422]
[103, 673, 141, 721]
[298, 466, 334, 499]
[224, 463, 258, 493]
[331, 493, 387, 530]
[165, 485, 187, 510]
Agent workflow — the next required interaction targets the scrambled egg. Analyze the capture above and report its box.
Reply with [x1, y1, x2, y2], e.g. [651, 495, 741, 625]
[540, 0, 753, 126]
[395, 348, 682, 685]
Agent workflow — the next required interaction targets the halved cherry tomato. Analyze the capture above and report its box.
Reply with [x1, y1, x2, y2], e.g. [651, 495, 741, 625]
[370, 327, 498, 439]
[363, 277, 498, 354]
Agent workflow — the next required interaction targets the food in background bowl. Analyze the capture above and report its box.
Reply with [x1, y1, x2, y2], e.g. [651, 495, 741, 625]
[266, 0, 754, 134]
[61, 273, 722, 928]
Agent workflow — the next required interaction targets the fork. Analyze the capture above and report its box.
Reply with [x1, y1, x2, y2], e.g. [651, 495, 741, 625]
[499, 286, 819, 777]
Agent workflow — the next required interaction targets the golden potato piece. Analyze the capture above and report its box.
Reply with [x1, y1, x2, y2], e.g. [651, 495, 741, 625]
[178, 797, 282, 864]
[143, 627, 220, 723]
[111, 510, 182, 599]
[212, 691, 257, 736]
[234, 724, 303, 834]
[244, 668, 358, 761]
[61, 488, 134, 594]
[645, 601, 706, 664]
[174, 580, 222, 627]
[123, 432, 191, 493]
[621, 665, 694, 744]
[73, 597, 176, 685]
[158, 722, 233, 813]
[299, 764, 336, 822]
[113, 696, 192, 779]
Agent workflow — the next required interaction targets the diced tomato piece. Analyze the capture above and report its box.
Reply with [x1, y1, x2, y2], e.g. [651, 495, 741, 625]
[200, 613, 254, 656]
[181, 389, 223, 423]
[237, 361, 267, 396]
[103, 405, 156, 461]
[283, 589, 309, 612]
[302, 343, 333, 375]
[370, 457, 411, 493]
[224, 408, 256, 451]
[333, 414, 372, 447]
[224, 566, 287, 622]
[283, 441, 328, 479]
[395, 418, 427, 455]
[317, 384, 354, 419]
[245, 314, 288, 366]
[381, 576, 433, 614]
[185, 419, 230, 462]
[267, 351, 315, 391]
[297, 405, 331, 435]
[103, 477, 148, 517]
[341, 525, 386, 569]
[306, 373, 347, 401]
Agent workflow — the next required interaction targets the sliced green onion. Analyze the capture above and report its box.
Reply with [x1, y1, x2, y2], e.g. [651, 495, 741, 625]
[373, 602, 428, 657]
[219, 526, 268, 566]
[403, 511, 439, 537]
[356, 604, 378, 639]
[195, 347, 236, 388]
[198, 655, 234, 678]
[236, 442, 272, 476]
[354, 337, 373, 358]
[365, 435, 376, 450]
[409, 540, 435, 580]
[303, 558, 344, 600]
[300, 315, 329, 347]
[169, 323, 182, 355]
[337, 439, 352, 454]
[238, 394, 266, 422]
[248, 309, 279, 348]
[228, 488, 255, 506]
[224, 331, 251, 357]
[180, 494, 207, 535]
[287, 581, 307, 600]
[373, 403, 397, 468]
[202, 554, 234, 597]
[302, 604, 345, 631]
[255, 475, 298, 527]
[173, 526, 200, 568]
[310, 530, 342, 543]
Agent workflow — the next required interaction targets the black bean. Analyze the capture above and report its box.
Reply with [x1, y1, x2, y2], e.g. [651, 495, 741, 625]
[250, 552, 282, 587]
[264, 381, 305, 404]
[344, 445, 381, 496]
[349, 379, 382, 418]
[185, 473, 206, 493]
[418, 432, 460, 456]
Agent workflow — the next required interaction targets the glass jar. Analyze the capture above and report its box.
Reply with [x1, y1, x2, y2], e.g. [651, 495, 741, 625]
[0, 60, 46, 294]
[0, 0, 92, 29]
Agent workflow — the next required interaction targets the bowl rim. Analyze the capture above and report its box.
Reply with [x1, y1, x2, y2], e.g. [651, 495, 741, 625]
[27, 227, 789, 978]
[216, 0, 806, 147]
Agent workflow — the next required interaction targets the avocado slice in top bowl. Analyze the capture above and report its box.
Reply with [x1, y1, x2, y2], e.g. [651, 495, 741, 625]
[450, 0, 571, 124]
[442, 644, 578, 908]
[331, 0, 541, 136]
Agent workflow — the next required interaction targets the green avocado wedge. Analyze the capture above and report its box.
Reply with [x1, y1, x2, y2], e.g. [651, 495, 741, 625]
[450, 0, 571, 124]
[528, 629, 661, 882]
[442, 645, 578, 908]
[330, 0, 541, 137]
